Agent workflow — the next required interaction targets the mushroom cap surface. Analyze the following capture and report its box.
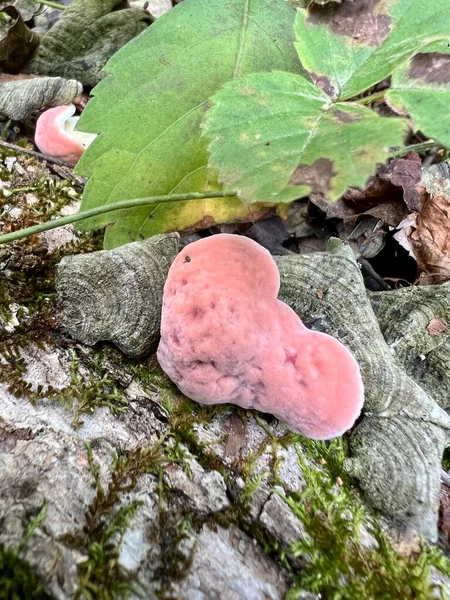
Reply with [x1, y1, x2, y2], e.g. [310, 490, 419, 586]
[34, 104, 96, 166]
[157, 234, 364, 439]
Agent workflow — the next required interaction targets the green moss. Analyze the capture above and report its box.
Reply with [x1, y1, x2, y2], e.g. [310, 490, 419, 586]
[126, 359, 229, 476]
[58, 350, 129, 427]
[283, 440, 450, 600]
[0, 502, 54, 600]
[0, 224, 129, 427]
[61, 439, 182, 600]
[0, 546, 53, 600]
[0, 225, 102, 404]
[208, 430, 450, 600]
[75, 501, 143, 600]
[442, 446, 450, 472]
[153, 512, 197, 600]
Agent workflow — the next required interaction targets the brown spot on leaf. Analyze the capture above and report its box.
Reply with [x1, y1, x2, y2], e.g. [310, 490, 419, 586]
[307, 0, 391, 46]
[426, 317, 448, 336]
[310, 73, 336, 97]
[408, 53, 450, 84]
[186, 207, 275, 233]
[289, 158, 337, 194]
[332, 108, 363, 124]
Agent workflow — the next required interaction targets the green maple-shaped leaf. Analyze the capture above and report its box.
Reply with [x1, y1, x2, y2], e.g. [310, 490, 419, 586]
[386, 50, 450, 148]
[202, 71, 407, 203]
[75, 0, 300, 249]
[295, 0, 450, 100]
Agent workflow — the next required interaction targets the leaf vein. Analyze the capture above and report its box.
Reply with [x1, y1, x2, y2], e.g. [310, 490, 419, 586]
[233, 0, 250, 79]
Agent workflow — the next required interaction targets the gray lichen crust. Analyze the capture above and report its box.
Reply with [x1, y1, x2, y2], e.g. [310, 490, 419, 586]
[56, 233, 179, 357]
[0, 77, 82, 121]
[369, 284, 450, 410]
[275, 240, 450, 541]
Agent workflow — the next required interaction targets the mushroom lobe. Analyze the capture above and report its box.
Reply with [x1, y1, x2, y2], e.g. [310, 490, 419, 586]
[35, 104, 96, 166]
[157, 234, 364, 439]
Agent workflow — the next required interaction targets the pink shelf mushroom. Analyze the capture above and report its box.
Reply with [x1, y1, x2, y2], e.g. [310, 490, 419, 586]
[157, 234, 364, 440]
[34, 104, 96, 166]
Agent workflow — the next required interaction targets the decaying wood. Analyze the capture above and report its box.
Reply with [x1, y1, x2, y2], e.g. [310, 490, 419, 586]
[276, 240, 450, 541]
[56, 233, 179, 357]
[55, 233, 450, 541]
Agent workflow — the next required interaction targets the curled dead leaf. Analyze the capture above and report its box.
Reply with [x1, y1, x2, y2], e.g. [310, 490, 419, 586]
[411, 193, 450, 284]
[0, 5, 40, 72]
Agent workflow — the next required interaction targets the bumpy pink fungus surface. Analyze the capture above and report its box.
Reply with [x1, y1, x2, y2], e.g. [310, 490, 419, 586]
[157, 234, 364, 439]
[35, 104, 95, 166]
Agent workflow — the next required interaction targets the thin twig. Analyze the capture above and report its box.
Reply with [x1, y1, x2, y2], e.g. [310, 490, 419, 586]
[358, 258, 391, 290]
[0, 139, 69, 167]
[0, 190, 238, 244]
[50, 163, 86, 187]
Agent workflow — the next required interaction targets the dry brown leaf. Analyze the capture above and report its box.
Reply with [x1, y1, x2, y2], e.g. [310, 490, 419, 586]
[393, 212, 417, 258]
[344, 153, 422, 213]
[0, 5, 40, 72]
[312, 153, 420, 228]
[390, 153, 422, 211]
[411, 193, 450, 284]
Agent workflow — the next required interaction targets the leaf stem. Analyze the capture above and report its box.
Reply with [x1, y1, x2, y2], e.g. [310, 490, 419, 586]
[0, 191, 237, 245]
[388, 141, 437, 158]
[356, 91, 386, 105]
[32, 0, 66, 9]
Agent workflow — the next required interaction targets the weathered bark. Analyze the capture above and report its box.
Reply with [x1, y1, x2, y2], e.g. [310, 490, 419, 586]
[276, 240, 450, 541]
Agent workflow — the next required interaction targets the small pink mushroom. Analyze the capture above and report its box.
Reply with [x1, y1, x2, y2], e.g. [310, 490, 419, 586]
[157, 234, 364, 440]
[34, 104, 96, 166]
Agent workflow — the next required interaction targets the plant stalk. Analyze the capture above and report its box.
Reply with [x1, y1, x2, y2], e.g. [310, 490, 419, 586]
[356, 91, 386, 105]
[32, 0, 66, 9]
[0, 191, 237, 245]
[0, 139, 70, 167]
[388, 141, 437, 158]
